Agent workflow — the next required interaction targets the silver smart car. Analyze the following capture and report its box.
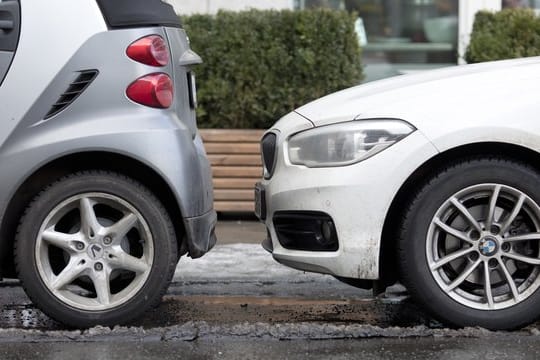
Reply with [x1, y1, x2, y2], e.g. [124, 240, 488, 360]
[0, 0, 216, 327]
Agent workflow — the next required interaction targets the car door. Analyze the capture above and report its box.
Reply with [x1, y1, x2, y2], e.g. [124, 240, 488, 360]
[0, 0, 20, 85]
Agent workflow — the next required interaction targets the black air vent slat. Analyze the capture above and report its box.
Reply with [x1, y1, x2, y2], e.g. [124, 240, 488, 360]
[78, 73, 97, 80]
[58, 93, 78, 103]
[44, 70, 99, 119]
[71, 80, 93, 86]
[53, 101, 73, 106]
[62, 90, 84, 96]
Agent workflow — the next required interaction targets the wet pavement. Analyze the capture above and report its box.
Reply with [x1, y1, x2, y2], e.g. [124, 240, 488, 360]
[3, 337, 540, 360]
[214, 219, 266, 245]
[0, 244, 430, 332]
[2, 222, 540, 358]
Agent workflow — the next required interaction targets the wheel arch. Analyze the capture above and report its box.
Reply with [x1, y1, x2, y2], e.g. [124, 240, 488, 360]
[379, 141, 540, 287]
[0, 151, 185, 278]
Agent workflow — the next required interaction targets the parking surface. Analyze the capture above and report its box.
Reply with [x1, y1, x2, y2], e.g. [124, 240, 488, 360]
[2, 221, 540, 359]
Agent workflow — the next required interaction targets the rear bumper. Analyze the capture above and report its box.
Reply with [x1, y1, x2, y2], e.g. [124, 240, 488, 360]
[183, 209, 217, 259]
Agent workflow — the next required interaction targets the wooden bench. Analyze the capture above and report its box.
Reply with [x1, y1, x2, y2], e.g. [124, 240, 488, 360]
[200, 129, 265, 212]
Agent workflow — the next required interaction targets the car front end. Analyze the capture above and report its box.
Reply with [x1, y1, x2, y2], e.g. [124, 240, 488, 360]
[257, 111, 438, 280]
[257, 56, 540, 330]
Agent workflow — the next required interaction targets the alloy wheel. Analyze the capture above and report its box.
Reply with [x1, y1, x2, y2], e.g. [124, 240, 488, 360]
[427, 183, 540, 310]
[35, 192, 154, 311]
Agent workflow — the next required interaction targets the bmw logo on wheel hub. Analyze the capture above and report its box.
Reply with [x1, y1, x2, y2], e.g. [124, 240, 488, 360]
[479, 237, 498, 257]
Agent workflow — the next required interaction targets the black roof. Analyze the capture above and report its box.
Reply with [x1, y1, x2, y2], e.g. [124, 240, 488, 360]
[96, 0, 181, 29]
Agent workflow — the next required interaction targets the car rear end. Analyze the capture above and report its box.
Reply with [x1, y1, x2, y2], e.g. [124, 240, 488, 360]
[95, 0, 216, 254]
[4, 0, 215, 258]
[0, 0, 216, 326]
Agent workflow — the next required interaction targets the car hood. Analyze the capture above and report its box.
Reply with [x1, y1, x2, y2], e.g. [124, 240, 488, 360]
[294, 56, 540, 132]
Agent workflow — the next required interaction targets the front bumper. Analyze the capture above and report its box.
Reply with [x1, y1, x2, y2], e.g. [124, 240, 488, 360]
[259, 129, 438, 280]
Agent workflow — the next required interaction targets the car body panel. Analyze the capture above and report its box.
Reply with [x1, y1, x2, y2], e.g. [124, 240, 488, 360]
[295, 57, 540, 154]
[262, 56, 540, 280]
[262, 129, 438, 279]
[0, 0, 107, 147]
[0, 0, 216, 265]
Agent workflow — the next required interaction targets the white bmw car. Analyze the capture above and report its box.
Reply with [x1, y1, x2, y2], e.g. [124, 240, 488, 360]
[256, 56, 540, 330]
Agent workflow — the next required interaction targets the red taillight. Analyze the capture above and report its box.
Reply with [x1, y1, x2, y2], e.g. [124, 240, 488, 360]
[126, 73, 173, 108]
[127, 35, 170, 67]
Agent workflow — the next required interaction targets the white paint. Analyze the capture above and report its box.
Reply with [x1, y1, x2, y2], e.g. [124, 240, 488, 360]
[458, 0, 502, 64]
[170, 0, 294, 15]
[262, 56, 540, 280]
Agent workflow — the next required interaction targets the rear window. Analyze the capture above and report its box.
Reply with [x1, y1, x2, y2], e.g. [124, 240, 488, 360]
[96, 0, 181, 29]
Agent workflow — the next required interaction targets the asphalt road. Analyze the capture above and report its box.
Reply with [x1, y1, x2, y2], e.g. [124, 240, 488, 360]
[3, 337, 540, 360]
[2, 222, 540, 359]
[214, 219, 266, 244]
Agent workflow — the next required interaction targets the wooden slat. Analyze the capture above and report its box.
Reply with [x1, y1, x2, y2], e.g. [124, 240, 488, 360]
[214, 201, 254, 212]
[200, 129, 265, 143]
[201, 129, 265, 212]
[212, 166, 261, 178]
[208, 154, 261, 166]
[214, 189, 254, 201]
[213, 178, 258, 190]
[205, 143, 260, 155]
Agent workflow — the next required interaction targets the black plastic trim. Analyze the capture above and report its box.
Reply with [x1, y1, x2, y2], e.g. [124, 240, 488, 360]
[261, 133, 277, 179]
[273, 211, 339, 252]
[96, 0, 182, 29]
[0, 1, 20, 52]
[45, 70, 99, 119]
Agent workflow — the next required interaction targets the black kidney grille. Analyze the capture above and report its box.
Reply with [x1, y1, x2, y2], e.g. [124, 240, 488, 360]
[261, 133, 277, 179]
[45, 70, 99, 119]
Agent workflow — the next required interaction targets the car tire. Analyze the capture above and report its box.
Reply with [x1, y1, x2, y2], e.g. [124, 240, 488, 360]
[399, 158, 540, 330]
[15, 171, 177, 328]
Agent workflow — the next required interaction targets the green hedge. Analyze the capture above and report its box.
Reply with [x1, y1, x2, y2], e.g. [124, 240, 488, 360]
[465, 8, 540, 63]
[183, 10, 363, 129]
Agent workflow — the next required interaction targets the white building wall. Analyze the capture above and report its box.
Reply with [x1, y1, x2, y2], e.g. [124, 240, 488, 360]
[171, 0, 294, 15]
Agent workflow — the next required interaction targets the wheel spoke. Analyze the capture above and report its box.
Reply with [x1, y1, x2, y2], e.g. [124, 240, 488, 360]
[109, 250, 149, 274]
[430, 247, 475, 270]
[107, 213, 138, 243]
[486, 185, 501, 229]
[92, 269, 111, 305]
[80, 197, 100, 237]
[500, 194, 526, 235]
[483, 261, 494, 309]
[434, 218, 474, 244]
[504, 252, 540, 265]
[42, 228, 82, 251]
[505, 232, 540, 242]
[445, 259, 482, 292]
[450, 197, 482, 232]
[497, 257, 520, 302]
[51, 258, 86, 290]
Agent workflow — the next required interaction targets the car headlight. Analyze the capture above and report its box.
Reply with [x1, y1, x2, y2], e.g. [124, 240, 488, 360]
[287, 119, 415, 168]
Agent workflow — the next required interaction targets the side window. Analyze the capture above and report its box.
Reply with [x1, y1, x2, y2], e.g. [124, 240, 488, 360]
[0, 0, 20, 85]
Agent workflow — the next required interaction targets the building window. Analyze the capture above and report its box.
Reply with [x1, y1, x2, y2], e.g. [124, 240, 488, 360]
[297, 0, 460, 82]
[502, 0, 540, 8]
[300, 0, 345, 9]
